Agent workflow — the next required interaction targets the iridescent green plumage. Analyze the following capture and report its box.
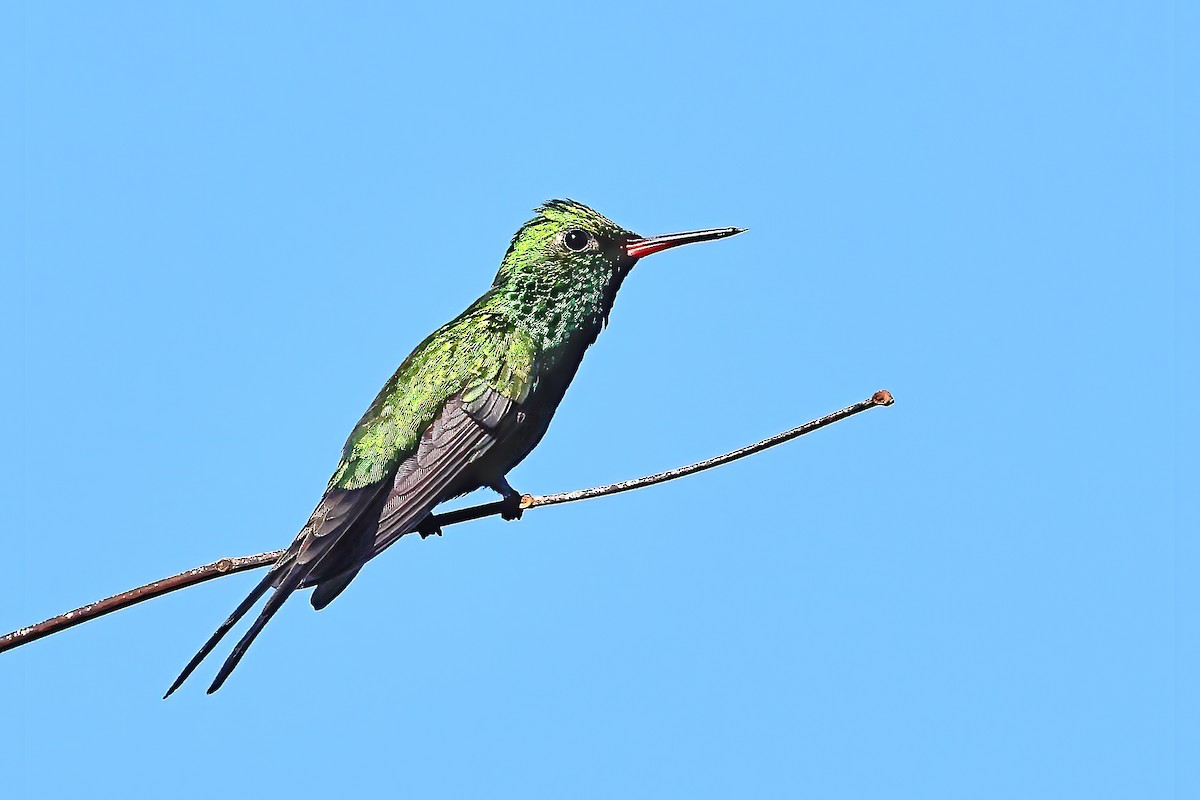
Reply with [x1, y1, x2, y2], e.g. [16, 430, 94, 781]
[333, 313, 537, 490]
[333, 200, 628, 490]
[165, 199, 743, 695]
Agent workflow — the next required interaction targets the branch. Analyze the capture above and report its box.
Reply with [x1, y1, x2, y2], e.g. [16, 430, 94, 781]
[1, 389, 894, 655]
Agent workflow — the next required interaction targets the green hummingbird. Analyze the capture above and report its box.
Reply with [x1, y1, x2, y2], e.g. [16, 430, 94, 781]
[165, 199, 744, 695]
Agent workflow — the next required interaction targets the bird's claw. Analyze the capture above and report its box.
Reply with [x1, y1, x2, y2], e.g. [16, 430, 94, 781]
[500, 493, 524, 522]
[489, 477, 526, 521]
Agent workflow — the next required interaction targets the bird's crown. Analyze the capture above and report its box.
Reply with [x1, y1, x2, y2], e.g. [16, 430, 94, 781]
[495, 199, 636, 283]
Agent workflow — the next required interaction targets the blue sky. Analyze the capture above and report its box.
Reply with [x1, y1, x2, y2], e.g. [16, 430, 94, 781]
[7, 2, 1181, 798]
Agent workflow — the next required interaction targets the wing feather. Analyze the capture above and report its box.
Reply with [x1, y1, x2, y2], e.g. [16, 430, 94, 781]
[367, 387, 515, 559]
[167, 317, 537, 693]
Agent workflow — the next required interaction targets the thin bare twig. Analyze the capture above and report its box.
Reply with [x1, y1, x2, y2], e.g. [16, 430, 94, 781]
[1, 390, 893, 655]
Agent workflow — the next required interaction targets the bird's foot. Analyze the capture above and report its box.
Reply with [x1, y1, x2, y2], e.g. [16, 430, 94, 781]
[499, 492, 524, 522]
[417, 517, 443, 539]
[489, 477, 525, 521]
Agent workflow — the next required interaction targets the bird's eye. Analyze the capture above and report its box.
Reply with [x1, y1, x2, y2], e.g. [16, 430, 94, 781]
[563, 229, 590, 252]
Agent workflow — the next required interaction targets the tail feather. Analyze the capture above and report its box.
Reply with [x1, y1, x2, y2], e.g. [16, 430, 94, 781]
[205, 569, 307, 694]
[163, 562, 284, 698]
[310, 566, 363, 611]
[164, 471, 423, 695]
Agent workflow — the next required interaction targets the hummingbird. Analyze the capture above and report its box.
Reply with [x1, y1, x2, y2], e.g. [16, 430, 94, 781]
[165, 199, 744, 695]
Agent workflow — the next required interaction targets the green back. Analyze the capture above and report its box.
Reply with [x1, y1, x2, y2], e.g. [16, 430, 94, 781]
[332, 200, 638, 490]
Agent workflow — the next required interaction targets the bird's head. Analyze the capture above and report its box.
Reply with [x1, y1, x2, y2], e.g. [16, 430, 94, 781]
[494, 199, 744, 290]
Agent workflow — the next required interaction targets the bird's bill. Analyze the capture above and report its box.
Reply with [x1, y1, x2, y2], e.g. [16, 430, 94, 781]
[625, 226, 746, 259]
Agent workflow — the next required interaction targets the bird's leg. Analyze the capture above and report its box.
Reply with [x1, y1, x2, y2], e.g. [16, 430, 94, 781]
[489, 476, 525, 521]
[416, 514, 443, 539]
